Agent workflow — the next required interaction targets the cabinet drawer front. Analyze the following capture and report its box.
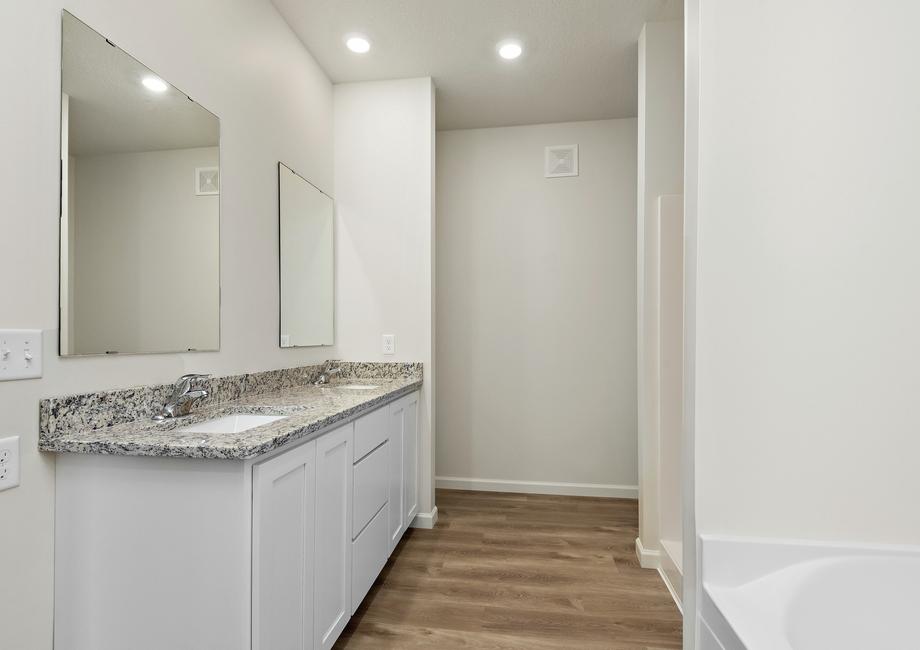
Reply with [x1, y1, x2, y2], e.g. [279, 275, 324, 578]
[353, 441, 388, 537]
[351, 505, 388, 614]
[353, 406, 389, 462]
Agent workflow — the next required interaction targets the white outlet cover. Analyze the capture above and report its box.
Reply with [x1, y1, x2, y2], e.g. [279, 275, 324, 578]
[0, 436, 20, 492]
[0, 329, 43, 381]
[382, 334, 396, 355]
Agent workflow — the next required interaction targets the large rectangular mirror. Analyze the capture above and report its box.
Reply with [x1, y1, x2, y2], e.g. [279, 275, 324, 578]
[60, 11, 220, 356]
[279, 163, 334, 347]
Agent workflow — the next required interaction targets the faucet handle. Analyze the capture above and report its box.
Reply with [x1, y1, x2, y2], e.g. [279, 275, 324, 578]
[175, 373, 210, 389]
[169, 373, 211, 398]
[178, 373, 211, 383]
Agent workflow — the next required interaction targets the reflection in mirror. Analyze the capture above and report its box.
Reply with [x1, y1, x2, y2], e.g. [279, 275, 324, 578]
[279, 163, 334, 348]
[60, 11, 220, 356]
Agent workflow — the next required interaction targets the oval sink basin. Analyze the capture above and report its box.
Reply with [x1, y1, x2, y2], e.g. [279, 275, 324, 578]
[174, 414, 287, 435]
[337, 384, 379, 390]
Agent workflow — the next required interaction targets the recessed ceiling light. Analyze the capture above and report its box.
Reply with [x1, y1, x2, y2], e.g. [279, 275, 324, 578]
[497, 40, 523, 60]
[345, 35, 371, 54]
[141, 76, 168, 93]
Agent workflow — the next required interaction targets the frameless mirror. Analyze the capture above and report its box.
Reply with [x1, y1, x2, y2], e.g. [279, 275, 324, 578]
[59, 11, 220, 356]
[279, 163, 334, 347]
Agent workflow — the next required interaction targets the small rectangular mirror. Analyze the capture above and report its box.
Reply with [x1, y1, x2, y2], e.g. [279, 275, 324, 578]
[60, 11, 220, 356]
[279, 163, 334, 347]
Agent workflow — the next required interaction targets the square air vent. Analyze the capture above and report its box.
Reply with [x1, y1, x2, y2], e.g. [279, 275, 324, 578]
[195, 166, 220, 195]
[544, 144, 578, 178]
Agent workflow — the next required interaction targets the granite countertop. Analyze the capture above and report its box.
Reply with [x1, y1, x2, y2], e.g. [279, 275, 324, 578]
[38, 362, 421, 460]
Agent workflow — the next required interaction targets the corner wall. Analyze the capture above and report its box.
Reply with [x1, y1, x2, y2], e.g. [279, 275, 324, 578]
[694, 0, 920, 546]
[436, 119, 638, 496]
[637, 20, 684, 559]
[690, 0, 920, 642]
[0, 1, 334, 647]
[333, 78, 437, 520]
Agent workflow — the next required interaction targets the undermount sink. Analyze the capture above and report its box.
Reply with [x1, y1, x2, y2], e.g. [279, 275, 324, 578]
[174, 414, 288, 435]
[336, 384, 379, 390]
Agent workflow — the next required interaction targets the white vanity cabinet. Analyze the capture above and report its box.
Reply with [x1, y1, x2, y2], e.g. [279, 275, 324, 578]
[349, 391, 420, 612]
[246, 423, 358, 650]
[252, 428, 355, 650]
[252, 439, 318, 650]
[53, 390, 420, 650]
[313, 423, 354, 649]
[388, 391, 420, 553]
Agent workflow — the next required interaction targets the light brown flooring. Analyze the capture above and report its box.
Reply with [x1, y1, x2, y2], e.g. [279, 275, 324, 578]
[334, 489, 683, 649]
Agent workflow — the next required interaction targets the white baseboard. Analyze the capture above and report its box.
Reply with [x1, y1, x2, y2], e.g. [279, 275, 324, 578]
[435, 476, 639, 500]
[658, 566, 683, 614]
[410, 506, 438, 529]
[657, 539, 683, 612]
[635, 536, 661, 569]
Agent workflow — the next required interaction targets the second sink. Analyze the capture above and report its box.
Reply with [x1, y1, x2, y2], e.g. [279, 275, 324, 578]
[174, 414, 288, 435]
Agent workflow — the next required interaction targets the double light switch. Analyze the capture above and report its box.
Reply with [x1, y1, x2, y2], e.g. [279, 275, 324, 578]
[0, 329, 42, 381]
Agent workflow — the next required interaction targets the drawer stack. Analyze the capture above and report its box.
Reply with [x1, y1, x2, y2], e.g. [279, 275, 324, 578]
[351, 407, 391, 612]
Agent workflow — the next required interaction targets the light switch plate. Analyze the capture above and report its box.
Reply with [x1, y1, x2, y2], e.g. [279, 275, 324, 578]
[0, 330, 43, 381]
[0, 436, 21, 492]
[382, 334, 396, 355]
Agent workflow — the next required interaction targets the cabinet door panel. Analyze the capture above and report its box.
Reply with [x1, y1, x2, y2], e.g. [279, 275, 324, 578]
[403, 392, 420, 526]
[252, 441, 316, 650]
[387, 399, 405, 554]
[314, 424, 354, 650]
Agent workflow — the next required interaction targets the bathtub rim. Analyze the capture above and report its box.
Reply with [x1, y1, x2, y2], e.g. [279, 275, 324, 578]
[699, 534, 920, 650]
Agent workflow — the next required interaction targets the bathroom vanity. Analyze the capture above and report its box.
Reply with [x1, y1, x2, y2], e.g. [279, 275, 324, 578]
[47, 13, 427, 650]
[41, 363, 422, 650]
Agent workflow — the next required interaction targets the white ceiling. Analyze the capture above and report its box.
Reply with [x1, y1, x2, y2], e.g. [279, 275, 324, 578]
[63, 12, 218, 156]
[271, 0, 682, 130]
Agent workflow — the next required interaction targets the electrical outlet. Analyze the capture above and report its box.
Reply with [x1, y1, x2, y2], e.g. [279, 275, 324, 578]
[382, 334, 396, 355]
[0, 436, 20, 492]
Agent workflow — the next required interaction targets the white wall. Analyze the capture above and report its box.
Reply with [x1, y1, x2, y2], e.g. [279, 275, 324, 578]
[637, 20, 684, 555]
[71, 147, 220, 354]
[682, 2, 701, 644]
[690, 0, 920, 638]
[333, 78, 437, 518]
[0, 1, 333, 647]
[436, 119, 638, 496]
[694, 0, 920, 542]
[658, 195, 684, 546]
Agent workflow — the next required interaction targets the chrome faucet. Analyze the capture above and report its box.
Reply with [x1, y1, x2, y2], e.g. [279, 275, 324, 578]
[153, 373, 211, 421]
[314, 367, 342, 386]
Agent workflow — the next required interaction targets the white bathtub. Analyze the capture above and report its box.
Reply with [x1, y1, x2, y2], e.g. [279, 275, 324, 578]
[699, 535, 920, 650]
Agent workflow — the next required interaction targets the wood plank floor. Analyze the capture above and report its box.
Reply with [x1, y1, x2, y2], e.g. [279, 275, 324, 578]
[334, 489, 682, 649]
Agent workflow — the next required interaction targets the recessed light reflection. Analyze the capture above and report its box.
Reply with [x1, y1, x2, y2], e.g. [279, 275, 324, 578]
[141, 76, 168, 92]
[346, 35, 371, 54]
[497, 40, 523, 60]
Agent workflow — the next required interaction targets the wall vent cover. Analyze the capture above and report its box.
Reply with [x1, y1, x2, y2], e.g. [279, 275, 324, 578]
[544, 144, 578, 178]
[196, 166, 220, 195]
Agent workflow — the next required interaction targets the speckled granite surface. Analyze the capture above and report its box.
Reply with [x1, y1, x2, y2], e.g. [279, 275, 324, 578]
[38, 361, 422, 460]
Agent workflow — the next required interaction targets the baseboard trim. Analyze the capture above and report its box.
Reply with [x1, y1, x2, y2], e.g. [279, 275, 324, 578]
[657, 566, 683, 614]
[410, 506, 438, 529]
[435, 476, 639, 500]
[635, 536, 661, 569]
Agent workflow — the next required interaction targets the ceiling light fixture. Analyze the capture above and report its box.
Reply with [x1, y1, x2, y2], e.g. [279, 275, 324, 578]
[345, 35, 371, 54]
[141, 76, 168, 93]
[497, 40, 523, 60]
